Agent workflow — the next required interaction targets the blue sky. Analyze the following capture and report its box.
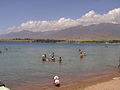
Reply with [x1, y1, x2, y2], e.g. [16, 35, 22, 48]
[0, 0, 120, 31]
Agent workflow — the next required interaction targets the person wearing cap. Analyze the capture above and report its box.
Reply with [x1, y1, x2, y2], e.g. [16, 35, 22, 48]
[53, 76, 60, 87]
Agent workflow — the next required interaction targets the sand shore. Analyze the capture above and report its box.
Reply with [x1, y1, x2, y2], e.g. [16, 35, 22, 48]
[10, 72, 120, 90]
[82, 77, 120, 90]
[42, 72, 120, 90]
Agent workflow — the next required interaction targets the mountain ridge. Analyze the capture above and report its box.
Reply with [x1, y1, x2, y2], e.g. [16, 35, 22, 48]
[0, 23, 120, 40]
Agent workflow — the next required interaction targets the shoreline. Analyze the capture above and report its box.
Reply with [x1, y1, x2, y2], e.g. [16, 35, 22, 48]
[10, 72, 120, 90]
[0, 39, 120, 44]
[43, 72, 120, 90]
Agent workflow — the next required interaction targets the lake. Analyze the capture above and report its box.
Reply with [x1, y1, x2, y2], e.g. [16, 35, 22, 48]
[0, 42, 120, 89]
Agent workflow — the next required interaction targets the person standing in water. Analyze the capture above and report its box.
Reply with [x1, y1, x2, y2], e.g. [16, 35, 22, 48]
[59, 57, 62, 62]
[118, 56, 120, 68]
[51, 52, 55, 58]
[78, 49, 81, 52]
[51, 52, 56, 62]
[42, 54, 47, 61]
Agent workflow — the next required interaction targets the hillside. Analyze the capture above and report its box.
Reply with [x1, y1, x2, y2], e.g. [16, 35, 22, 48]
[0, 23, 120, 40]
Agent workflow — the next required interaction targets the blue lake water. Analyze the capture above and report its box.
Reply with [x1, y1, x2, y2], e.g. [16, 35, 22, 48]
[0, 42, 120, 89]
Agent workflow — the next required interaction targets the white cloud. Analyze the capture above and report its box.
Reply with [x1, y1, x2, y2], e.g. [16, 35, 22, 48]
[3, 8, 120, 33]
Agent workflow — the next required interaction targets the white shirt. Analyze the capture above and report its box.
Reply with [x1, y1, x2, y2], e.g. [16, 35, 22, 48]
[55, 80, 60, 84]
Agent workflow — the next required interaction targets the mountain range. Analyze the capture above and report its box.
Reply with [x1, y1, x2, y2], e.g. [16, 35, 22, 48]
[0, 23, 120, 40]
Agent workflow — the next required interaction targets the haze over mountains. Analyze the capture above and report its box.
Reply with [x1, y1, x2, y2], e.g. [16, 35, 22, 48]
[0, 23, 120, 40]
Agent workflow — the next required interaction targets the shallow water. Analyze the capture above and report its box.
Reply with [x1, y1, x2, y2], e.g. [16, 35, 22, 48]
[0, 42, 120, 89]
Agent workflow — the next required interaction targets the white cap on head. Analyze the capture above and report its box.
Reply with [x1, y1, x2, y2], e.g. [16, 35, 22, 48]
[54, 76, 59, 80]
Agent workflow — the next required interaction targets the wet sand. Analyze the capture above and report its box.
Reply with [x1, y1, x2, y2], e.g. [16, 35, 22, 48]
[10, 72, 120, 90]
[82, 77, 120, 90]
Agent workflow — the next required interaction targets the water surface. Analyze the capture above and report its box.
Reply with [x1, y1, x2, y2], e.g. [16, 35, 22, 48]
[0, 42, 120, 88]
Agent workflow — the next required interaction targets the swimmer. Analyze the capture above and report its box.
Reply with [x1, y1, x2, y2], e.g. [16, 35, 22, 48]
[78, 49, 81, 52]
[51, 52, 55, 58]
[83, 52, 87, 56]
[59, 57, 62, 62]
[80, 52, 84, 58]
[80, 51, 86, 57]
[51, 57, 55, 62]
[4, 48, 8, 51]
[42, 54, 47, 61]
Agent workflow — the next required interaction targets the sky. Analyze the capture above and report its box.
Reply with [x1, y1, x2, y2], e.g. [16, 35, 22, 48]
[0, 0, 120, 34]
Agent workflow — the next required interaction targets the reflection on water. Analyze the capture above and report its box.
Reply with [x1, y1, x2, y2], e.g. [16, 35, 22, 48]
[0, 42, 120, 88]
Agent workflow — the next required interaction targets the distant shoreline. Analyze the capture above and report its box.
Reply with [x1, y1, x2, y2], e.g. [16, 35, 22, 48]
[0, 39, 120, 44]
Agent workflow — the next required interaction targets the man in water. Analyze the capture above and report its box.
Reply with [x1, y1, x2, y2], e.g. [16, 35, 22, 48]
[78, 49, 81, 52]
[59, 57, 62, 62]
[51, 52, 55, 58]
[42, 54, 47, 61]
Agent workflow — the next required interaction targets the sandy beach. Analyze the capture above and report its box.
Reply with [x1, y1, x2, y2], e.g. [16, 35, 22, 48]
[82, 77, 120, 90]
[10, 72, 120, 90]
[43, 72, 120, 90]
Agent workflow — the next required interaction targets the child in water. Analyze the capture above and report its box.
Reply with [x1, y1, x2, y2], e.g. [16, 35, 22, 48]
[53, 76, 60, 87]
[59, 57, 62, 62]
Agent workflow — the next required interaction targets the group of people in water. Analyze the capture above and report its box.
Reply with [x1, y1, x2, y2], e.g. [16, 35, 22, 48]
[42, 52, 62, 63]
[41, 49, 87, 63]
